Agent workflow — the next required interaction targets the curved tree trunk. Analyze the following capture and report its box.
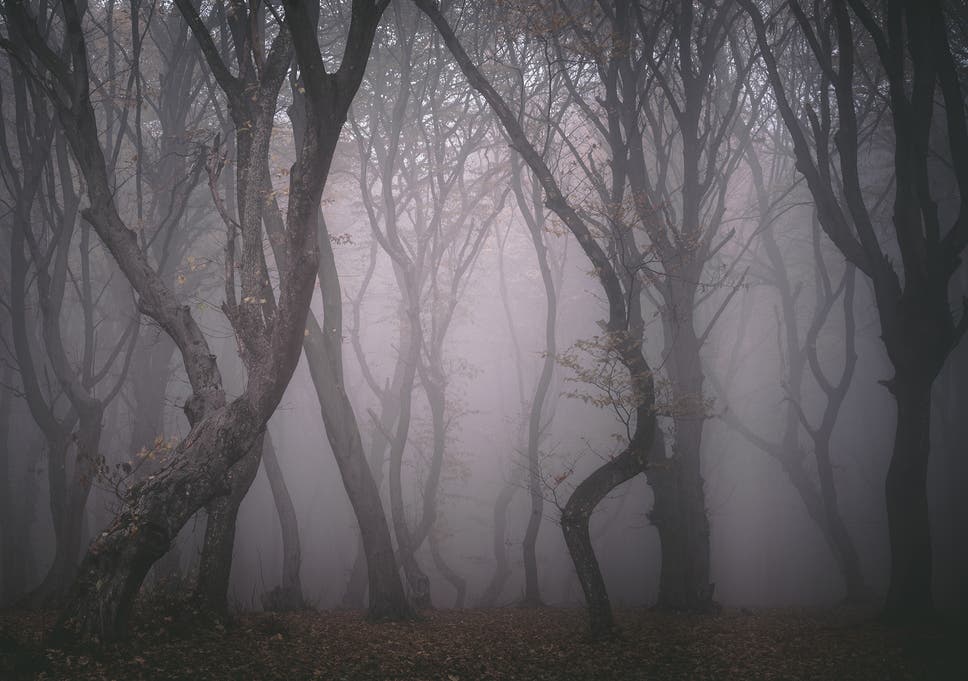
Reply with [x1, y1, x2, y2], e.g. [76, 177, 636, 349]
[261, 431, 306, 610]
[519, 174, 556, 608]
[561, 446, 648, 638]
[341, 345, 403, 609]
[430, 531, 466, 608]
[274, 92, 411, 622]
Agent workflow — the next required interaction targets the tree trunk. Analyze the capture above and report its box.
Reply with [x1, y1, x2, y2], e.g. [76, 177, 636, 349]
[54, 400, 265, 641]
[341, 368, 400, 609]
[653, 318, 713, 612]
[561, 445, 647, 638]
[195, 434, 264, 613]
[430, 532, 466, 609]
[261, 432, 306, 611]
[301, 318, 413, 619]
[0, 369, 31, 604]
[478, 474, 519, 607]
[520, 201, 556, 608]
[28, 405, 101, 608]
[884, 374, 934, 616]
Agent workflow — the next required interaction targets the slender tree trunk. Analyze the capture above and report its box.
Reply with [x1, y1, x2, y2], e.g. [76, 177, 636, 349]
[195, 434, 264, 613]
[341, 358, 402, 609]
[0, 367, 29, 604]
[478, 473, 519, 607]
[386, 300, 432, 608]
[261, 431, 305, 610]
[28, 405, 100, 608]
[301, 320, 413, 619]
[521, 202, 556, 608]
[430, 531, 466, 608]
[561, 447, 645, 638]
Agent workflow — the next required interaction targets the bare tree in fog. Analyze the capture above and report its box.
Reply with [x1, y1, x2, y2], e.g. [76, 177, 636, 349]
[544, 0, 756, 612]
[0, 0, 386, 640]
[711, 123, 867, 602]
[181, 0, 408, 617]
[348, 2, 502, 606]
[416, 0, 660, 637]
[743, 0, 968, 615]
[0, 46, 143, 605]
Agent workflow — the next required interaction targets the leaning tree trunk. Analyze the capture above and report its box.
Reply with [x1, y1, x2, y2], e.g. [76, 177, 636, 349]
[341, 377, 402, 609]
[194, 434, 264, 613]
[261, 432, 306, 610]
[54, 400, 265, 641]
[561, 446, 648, 638]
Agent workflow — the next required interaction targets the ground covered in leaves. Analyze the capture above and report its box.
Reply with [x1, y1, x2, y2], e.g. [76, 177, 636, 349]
[1, 604, 964, 680]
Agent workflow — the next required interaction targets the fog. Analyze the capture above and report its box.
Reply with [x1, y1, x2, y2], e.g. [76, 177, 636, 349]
[0, 0, 966, 654]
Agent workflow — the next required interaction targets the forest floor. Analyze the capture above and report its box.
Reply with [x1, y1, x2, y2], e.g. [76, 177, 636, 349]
[0, 604, 965, 680]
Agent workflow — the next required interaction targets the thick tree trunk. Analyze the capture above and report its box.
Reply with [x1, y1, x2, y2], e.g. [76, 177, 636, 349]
[653, 318, 713, 612]
[194, 434, 264, 613]
[54, 400, 264, 642]
[261, 432, 306, 611]
[129, 336, 183, 585]
[884, 375, 934, 616]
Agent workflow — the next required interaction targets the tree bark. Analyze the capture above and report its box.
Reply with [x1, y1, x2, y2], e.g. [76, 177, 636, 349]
[194, 435, 264, 613]
[884, 373, 934, 616]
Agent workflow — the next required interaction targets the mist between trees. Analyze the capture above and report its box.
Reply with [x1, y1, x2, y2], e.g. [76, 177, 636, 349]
[0, 0, 965, 645]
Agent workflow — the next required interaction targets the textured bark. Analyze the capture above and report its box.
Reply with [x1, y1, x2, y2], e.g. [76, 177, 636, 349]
[0, 0, 383, 640]
[261, 432, 306, 611]
[56, 400, 265, 641]
[194, 435, 264, 613]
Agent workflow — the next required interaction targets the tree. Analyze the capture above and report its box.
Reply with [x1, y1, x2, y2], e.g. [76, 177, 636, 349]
[741, 0, 968, 615]
[347, 2, 502, 606]
[0, 0, 387, 640]
[711, 126, 867, 601]
[415, 0, 659, 637]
